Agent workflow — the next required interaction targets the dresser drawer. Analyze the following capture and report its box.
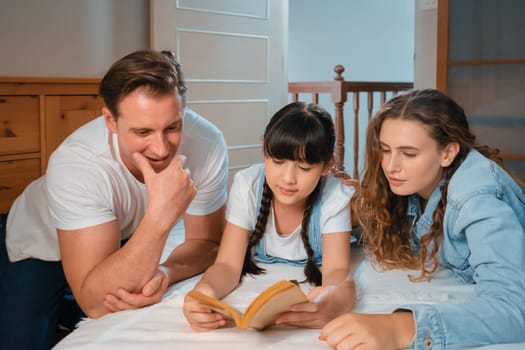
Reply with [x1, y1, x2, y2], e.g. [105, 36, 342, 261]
[44, 95, 103, 167]
[0, 157, 40, 213]
[0, 96, 40, 156]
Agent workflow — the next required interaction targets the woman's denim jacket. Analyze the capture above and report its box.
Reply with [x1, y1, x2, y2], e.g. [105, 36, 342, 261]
[400, 150, 525, 349]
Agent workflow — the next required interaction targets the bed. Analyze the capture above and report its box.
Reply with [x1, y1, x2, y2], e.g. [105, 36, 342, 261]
[54, 223, 524, 350]
[54, 70, 523, 349]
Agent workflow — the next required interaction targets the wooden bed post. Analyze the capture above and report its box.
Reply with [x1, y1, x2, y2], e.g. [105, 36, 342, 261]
[288, 67, 413, 179]
[331, 65, 347, 172]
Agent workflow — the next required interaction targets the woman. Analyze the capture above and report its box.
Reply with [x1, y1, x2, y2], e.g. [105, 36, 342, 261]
[321, 89, 525, 349]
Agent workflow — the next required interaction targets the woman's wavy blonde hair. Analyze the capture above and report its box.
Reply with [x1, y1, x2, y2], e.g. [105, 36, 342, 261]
[356, 88, 522, 281]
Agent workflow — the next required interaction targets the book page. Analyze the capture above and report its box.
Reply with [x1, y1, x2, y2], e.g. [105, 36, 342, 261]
[241, 280, 308, 330]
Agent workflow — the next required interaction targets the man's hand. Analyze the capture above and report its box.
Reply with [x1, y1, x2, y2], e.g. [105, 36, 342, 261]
[134, 152, 196, 232]
[103, 266, 170, 312]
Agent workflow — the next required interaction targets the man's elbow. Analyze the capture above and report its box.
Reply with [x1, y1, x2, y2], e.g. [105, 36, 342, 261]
[75, 292, 111, 319]
[84, 307, 109, 319]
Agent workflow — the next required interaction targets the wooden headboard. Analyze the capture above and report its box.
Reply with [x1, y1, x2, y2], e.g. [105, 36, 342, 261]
[288, 65, 413, 179]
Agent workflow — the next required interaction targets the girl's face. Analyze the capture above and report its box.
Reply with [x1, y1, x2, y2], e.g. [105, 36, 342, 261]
[264, 157, 331, 209]
[379, 118, 456, 199]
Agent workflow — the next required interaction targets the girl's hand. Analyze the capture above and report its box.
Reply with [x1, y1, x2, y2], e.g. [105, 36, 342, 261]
[275, 283, 354, 329]
[182, 290, 226, 332]
[319, 312, 415, 350]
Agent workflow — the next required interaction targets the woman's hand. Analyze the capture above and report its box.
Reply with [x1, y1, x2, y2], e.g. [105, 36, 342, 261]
[319, 312, 415, 350]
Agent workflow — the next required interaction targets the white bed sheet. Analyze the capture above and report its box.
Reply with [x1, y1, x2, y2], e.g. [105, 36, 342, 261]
[54, 224, 524, 350]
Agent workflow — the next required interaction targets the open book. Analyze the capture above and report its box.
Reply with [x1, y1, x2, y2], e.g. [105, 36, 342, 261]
[187, 280, 309, 330]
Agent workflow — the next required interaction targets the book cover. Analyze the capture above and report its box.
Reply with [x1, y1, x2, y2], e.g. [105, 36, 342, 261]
[187, 279, 309, 330]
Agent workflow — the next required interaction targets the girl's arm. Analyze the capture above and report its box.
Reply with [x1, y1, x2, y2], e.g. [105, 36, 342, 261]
[183, 222, 250, 331]
[320, 231, 352, 286]
[193, 222, 250, 298]
[276, 231, 355, 328]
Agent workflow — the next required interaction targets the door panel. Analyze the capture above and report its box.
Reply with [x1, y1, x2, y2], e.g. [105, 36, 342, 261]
[150, 0, 287, 187]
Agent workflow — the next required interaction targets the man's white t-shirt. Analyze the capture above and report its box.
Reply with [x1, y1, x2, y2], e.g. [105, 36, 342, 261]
[225, 163, 354, 261]
[6, 108, 228, 262]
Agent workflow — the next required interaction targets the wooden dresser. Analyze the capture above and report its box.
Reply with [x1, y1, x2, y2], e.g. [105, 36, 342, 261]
[0, 77, 104, 213]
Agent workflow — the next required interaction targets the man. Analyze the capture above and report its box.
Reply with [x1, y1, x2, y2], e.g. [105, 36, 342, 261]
[0, 50, 228, 349]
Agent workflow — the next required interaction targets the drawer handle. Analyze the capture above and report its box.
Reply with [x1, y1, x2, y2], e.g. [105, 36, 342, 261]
[0, 185, 12, 191]
[3, 122, 16, 137]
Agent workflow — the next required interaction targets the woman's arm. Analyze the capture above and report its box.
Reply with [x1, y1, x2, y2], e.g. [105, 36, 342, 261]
[401, 195, 525, 349]
[322, 195, 525, 350]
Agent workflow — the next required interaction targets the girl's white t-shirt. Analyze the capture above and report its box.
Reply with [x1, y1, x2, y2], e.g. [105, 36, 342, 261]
[226, 163, 354, 261]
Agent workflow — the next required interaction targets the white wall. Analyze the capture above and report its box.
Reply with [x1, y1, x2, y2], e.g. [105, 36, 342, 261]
[288, 0, 415, 82]
[0, 0, 417, 172]
[0, 0, 415, 81]
[288, 0, 415, 173]
[1, 0, 416, 80]
[0, 0, 149, 77]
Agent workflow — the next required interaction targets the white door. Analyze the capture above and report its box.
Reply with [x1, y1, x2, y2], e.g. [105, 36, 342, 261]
[150, 0, 288, 186]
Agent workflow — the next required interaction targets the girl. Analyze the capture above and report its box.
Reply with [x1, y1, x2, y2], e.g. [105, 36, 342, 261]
[321, 89, 525, 349]
[183, 102, 356, 331]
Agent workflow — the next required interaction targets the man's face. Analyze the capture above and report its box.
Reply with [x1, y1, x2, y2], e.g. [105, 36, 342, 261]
[104, 88, 184, 182]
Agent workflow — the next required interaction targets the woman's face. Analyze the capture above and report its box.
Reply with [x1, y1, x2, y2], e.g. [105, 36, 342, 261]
[379, 118, 453, 199]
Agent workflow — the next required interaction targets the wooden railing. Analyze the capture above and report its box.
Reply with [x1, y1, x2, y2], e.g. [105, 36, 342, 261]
[289, 65, 413, 179]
